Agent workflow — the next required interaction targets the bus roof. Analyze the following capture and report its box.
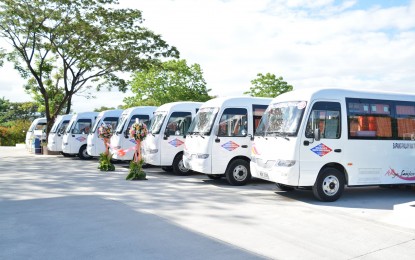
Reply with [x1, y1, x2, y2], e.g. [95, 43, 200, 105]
[274, 88, 415, 103]
[121, 106, 158, 116]
[155, 101, 203, 112]
[96, 109, 123, 117]
[200, 96, 272, 108]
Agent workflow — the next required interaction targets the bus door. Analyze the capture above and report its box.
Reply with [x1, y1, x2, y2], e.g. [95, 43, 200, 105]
[160, 111, 192, 165]
[299, 101, 343, 185]
[212, 108, 249, 174]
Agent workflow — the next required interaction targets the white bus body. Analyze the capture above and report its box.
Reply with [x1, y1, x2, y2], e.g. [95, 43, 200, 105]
[110, 106, 157, 161]
[250, 88, 415, 201]
[141, 102, 202, 175]
[87, 109, 123, 157]
[25, 117, 47, 150]
[183, 97, 271, 185]
[47, 114, 73, 152]
[62, 112, 98, 159]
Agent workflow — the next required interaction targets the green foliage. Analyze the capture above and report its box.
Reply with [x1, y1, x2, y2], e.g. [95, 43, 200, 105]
[124, 59, 213, 107]
[98, 152, 115, 171]
[0, 98, 41, 124]
[0, 119, 31, 146]
[94, 106, 116, 112]
[0, 47, 4, 67]
[126, 159, 146, 180]
[244, 73, 293, 98]
[0, 0, 179, 139]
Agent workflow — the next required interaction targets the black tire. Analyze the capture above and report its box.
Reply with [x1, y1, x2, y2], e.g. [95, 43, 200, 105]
[276, 183, 295, 191]
[161, 166, 173, 172]
[207, 174, 223, 180]
[61, 152, 72, 157]
[312, 167, 345, 202]
[78, 145, 92, 160]
[225, 159, 251, 186]
[172, 153, 190, 175]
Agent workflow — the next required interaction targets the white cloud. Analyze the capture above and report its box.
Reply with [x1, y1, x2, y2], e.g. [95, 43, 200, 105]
[0, 0, 414, 113]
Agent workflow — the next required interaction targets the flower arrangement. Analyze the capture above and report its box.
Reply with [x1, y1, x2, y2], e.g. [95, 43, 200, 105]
[97, 123, 115, 172]
[98, 123, 113, 139]
[126, 119, 148, 180]
[129, 120, 148, 142]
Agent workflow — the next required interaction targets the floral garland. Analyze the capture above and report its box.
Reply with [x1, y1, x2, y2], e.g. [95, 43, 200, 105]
[98, 123, 113, 139]
[129, 120, 148, 141]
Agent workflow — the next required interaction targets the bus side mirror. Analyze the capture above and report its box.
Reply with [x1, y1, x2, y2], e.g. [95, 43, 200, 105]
[124, 130, 129, 138]
[314, 128, 321, 141]
[163, 132, 169, 140]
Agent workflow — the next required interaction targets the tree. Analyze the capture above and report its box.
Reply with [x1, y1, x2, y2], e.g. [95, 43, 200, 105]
[0, 98, 41, 124]
[0, 47, 4, 67]
[244, 73, 293, 98]
[0, 119, 31, 146]
[94, 106, 116, 112]
[124, 59, 213, 107]
[0, 0, 179, 140]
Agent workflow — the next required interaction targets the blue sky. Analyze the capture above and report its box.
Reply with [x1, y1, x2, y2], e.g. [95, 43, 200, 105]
[1, 0, 414, 112]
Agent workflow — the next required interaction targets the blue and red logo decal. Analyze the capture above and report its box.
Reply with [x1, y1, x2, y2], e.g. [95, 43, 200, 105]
[129, 139, 137, 144]
[76, 136, 86, 142]
[169, 138, 184, 147]
[310, 143, 332, 157]
[222, 141, 240, 151]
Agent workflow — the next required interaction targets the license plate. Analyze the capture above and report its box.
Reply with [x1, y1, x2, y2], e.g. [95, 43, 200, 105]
[259, 171, 269, 180]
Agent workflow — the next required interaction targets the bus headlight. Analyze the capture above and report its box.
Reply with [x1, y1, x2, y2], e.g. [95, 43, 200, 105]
[275, 160, 296, 167]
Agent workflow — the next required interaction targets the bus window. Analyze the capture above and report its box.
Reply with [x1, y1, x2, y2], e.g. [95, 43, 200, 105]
[347, 99, 392, 139]
[305, 102, 341, 139]
[165, 112, 192, 136]
[218, 108, 248, 137]
[396, 103, 415, 140]
[253, 105, 268, 134]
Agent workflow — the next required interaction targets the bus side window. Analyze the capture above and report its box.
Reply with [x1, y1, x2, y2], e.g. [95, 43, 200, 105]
[305, 102, 341, 139]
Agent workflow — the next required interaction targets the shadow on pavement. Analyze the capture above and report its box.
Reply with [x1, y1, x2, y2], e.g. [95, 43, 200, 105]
[0, 196, 265, 260]
[273, 186, 415, 210]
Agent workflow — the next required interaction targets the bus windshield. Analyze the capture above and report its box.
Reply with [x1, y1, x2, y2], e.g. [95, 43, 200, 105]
[115, 115, 128, 134]
[256, 101, 307, 137]
[187, 107, 218, 135]
[149, 112, 167, 134]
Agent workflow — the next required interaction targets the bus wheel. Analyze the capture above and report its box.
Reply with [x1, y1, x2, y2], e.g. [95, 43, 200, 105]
[207, 174, 223, 180]
[172, 154, 190, 175]
[225, 159, 251, 186]
[276, 183, 294, 191]
[312, 167, 345, 202]
[78, 145, 92, 160]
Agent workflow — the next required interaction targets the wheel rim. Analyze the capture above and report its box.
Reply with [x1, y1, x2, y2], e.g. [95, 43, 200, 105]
[322, 175, 339, 196]
[178, 159, 189, 173]
[232, 165, 248, 181]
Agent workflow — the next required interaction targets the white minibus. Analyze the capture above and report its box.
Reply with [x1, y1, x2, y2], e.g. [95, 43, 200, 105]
[183, 97, 271, 185]
[25, 117, 47, 150]
[87, 109, 123, 157]
[110, 106, 157, 161]
[62, 112, 98, 159]
[47, 114, 73, 155]
[141, 102, 202, 175]
[250, 88, 415, 202]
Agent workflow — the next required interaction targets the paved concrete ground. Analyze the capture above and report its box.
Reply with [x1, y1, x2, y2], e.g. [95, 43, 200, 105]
[1, 146, 414, 260]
